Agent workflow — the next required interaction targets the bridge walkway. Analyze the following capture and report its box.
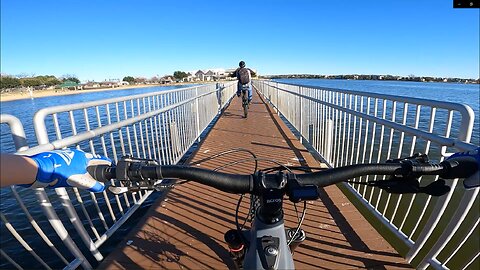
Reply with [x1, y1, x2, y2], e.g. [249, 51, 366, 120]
[99, 88, 411, 269]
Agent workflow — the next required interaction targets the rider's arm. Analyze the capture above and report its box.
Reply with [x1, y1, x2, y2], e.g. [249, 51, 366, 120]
[0, 149, 111, 192]
[249, 68, 257, 77]
[0, 154, 38, 187]
[230, 68, 239, 78]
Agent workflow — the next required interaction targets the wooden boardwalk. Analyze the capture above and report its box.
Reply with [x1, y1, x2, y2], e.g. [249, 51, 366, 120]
[99, 88, 411, 269]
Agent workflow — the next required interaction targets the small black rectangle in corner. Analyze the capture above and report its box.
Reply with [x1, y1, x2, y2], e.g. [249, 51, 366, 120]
[453, 0, 480, 8]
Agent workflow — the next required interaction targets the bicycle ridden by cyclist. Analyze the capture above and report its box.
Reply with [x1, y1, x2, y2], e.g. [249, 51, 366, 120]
[231, 61, 256, 104]
[0, 149, 110, 192]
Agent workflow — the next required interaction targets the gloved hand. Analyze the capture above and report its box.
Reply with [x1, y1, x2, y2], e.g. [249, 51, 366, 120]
[446, 147, 480, 189]
[27, 149, 111, 192]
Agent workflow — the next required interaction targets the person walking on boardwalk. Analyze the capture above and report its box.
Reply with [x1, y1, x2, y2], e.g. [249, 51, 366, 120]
[232, 61, 256, 103]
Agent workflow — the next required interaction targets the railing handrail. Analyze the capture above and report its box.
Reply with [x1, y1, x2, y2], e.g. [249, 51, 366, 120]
[22, 86, 222, 156]
[262, 82, 476, 151]
[264, 81, 475, 144]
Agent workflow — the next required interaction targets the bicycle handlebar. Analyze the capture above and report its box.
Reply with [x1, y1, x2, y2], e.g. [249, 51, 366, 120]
[90, 152, 479, 197]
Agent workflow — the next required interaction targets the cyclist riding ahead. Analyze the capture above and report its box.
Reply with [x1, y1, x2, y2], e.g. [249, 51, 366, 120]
[232, 61, 256, 118]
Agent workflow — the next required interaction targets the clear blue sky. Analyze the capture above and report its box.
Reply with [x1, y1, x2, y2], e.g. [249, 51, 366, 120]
[1, 0, 479, 81]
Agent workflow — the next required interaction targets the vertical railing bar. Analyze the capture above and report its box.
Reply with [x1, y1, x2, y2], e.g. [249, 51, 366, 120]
[72, 188, 101, 240]
[460, 252, 480, 270]
[409, 107, 436, 239]
[417, 188, 479, 269]
[408, 108, 458, 263]
[149, 97, 158, 160]
[115, 102, 126, 156]
[349, 95, 358, 166]
[0, 249, 23, 270]
[161, 96, 169, 164]
[373, 99, 387, 208]
[442, 218, 479, 266]
[83, 108, 95, 152]
[353, 96, 364, 191]
[68, 110, 105, 235]
[154, 97, 162, 162]
[137, 98, 147, 159]
[124, 101, 134, 156]
[344, 94, 353, 166]
[130, 99, 141, 157]
[333, 92, 340, 166]
[83, 108, 108, 229]
[52, 113, 62, 141]
[124, 100, 137, 203]
[142, 97, 152, 159]
[89, 192, 108, 230]
[399, 104, 421, 231]
[390, 102, 409, 223]
[360, 97, 371, 197]
[381, 100, 397, 217]
[1, 213, 52, 270]
[95, 106, 108, 157]
[104, 104, 124, 215]
[366, 98, 379, 203]
[55, 188, 104, 261]
[114, 102, 130, 208]
[10, 186, 69, 264]
[340, 93, 347, 166]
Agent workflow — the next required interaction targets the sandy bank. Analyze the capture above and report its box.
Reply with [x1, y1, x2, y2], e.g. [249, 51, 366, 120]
[0, 83, 197, 102]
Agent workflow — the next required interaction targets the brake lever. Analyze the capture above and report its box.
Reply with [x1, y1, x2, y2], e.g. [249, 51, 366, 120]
[108, 155, 167, 195]
[367, 176, 450, 196]
[108, 182, 176, 195]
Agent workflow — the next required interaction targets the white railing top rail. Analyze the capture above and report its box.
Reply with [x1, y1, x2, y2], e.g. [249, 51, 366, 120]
[21, 86, 222, 156]
[262, 80, 475, 144]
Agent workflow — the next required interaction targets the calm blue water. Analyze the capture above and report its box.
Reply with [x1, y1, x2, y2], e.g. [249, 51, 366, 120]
[276, 79, 480, 146]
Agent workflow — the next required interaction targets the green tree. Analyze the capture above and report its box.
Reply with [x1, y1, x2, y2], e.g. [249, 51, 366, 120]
[123, 76, 135, 84]
[173, 71, 188, 81]
[0, 75, 21, 89]
[61, 75, 80, 84]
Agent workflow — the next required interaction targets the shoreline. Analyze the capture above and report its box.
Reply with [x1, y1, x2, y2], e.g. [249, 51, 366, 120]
[0, 83, 194, 102]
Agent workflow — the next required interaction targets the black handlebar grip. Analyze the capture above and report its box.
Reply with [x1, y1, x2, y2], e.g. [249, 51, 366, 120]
[153, 165, 252, 194]
[87, 165, 115, 182]
[296, 164, 404, 186]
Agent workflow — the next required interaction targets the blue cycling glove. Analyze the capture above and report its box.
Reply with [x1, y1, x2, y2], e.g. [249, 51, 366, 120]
[27, 149, 111, 192]
[447, 147, 480, 189]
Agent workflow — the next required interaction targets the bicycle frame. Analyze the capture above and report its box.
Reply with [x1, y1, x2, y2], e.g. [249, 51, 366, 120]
[241, 211, 295, 269]
[226, 173, 302, 269]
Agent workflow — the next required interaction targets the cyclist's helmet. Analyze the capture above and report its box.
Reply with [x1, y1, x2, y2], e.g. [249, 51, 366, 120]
[239, 61, 246, 68]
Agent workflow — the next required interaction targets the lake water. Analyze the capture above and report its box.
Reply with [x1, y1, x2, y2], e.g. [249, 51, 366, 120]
[0, 80, 478, 268]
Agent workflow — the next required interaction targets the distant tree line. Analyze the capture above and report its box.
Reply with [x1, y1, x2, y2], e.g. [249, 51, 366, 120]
[262, 74, 479, 84]
[1, 74, 80, 89]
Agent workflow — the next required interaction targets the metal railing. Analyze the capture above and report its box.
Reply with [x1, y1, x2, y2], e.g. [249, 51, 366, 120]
[0, 82, 236, 269]
[254, 80, 479, 270]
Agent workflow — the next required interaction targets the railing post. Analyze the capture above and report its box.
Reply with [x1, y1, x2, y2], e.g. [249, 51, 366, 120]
[299, 86, 303, 143]
[195, 87, 201, 142]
